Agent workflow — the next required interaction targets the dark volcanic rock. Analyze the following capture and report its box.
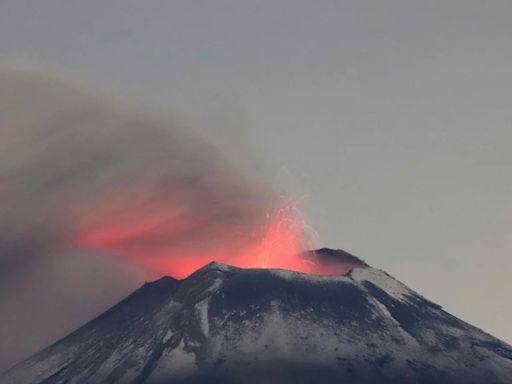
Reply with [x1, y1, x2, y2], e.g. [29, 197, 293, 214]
[2, 249, 512, 384]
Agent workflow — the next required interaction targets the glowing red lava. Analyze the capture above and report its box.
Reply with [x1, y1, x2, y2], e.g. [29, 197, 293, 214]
[75, 197, 351, 279]
[232, 199, 315, 272]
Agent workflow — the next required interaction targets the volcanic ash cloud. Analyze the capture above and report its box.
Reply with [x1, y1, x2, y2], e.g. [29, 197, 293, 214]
[0, 71, 285, 278]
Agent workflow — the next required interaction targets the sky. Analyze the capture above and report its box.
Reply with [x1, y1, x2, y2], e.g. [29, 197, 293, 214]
[1, 0, 512, 372]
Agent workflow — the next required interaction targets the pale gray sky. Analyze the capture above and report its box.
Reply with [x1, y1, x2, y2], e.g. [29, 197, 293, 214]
[1, 0, 511, 371]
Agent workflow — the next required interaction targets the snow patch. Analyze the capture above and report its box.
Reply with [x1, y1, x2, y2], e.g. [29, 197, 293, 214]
[195, 300, 210, 337]
[351, 267, 414, 302]
[270, 269, 353, 284]
[146, 339, 197, 383]
[163, 329, 174, 343]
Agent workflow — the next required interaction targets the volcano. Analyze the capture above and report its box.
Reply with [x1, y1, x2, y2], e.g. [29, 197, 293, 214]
[2, 249, 512, 384]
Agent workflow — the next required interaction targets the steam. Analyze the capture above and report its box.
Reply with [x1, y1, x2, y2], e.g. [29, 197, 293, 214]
[0, 71, 279, 279]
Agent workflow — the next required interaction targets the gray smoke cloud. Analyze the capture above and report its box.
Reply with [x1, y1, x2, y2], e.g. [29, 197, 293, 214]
[0, 71, 275, 371]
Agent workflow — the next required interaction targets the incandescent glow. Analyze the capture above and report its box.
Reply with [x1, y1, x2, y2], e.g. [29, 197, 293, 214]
[74, 195, 355, 279]
[234, 199, 315, 272]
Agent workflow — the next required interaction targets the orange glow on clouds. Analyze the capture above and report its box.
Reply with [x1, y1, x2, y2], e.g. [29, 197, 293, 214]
[75, 196, 351, 279]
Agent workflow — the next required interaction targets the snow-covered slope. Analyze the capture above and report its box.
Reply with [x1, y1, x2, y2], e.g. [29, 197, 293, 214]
[2, 250, 512, 384]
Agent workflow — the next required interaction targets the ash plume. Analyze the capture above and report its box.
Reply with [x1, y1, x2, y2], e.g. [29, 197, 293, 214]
[0, 71, 277, 279]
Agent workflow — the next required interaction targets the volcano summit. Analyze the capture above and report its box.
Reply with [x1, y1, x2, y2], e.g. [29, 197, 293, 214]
[2, 249, 512, 384]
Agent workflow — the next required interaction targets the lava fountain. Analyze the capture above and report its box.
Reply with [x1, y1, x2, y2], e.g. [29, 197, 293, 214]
[75, 195, 322, 279]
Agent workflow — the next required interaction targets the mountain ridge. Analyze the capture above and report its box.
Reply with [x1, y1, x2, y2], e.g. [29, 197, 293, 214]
[2, 249, 512, 384]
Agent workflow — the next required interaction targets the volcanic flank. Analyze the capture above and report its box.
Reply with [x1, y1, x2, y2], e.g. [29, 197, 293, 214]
[3, 249, 512, 384]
